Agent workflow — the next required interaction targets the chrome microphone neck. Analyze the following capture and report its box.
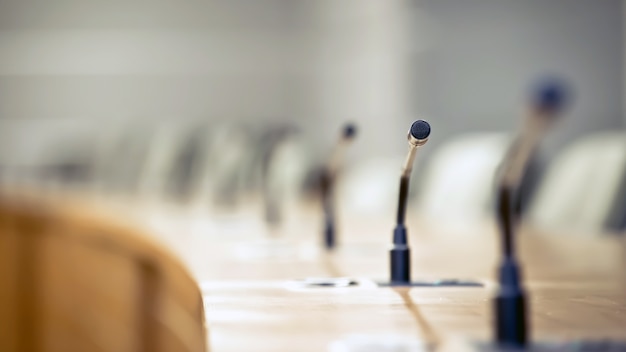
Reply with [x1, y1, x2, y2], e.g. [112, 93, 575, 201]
[493, 76, 570, 348]
[391, 119, 431, 285]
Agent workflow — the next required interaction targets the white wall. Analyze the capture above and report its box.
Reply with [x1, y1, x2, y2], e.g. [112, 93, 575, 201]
[301, 0, 413, 158]
[412, 0, 624, 154]
[0, 0, 623, 162]
[0, 0, 416, 162]
[0, 0, 303, 121]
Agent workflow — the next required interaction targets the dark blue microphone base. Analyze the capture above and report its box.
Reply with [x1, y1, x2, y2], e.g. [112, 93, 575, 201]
[495, 258, 528, 348]
[495, 294, 527, 348]
[390, 244, 411, 283]
[323, 220, 335, 251]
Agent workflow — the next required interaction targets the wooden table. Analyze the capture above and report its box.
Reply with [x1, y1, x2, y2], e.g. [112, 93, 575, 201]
[26, 192, 626, 351]
[94, 198, 625, 352]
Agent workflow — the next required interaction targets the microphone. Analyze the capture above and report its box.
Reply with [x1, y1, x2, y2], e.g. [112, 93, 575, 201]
[501, 79, 568, 189]
[494, 78, 569, 348]
[320, 123, 357, 250]
[390, 120, 431, 284]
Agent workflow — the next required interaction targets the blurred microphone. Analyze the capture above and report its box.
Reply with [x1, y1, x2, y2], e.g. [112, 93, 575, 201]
[494, 78, 569, 348]
[390, 120, 431, 284]
[320, 123, 357, 250]
[501, 79, 568, 189]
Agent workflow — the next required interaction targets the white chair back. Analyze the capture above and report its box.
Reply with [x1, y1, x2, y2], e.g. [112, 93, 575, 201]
[416, 132, 511, 226]
[528, 131, 626, 234]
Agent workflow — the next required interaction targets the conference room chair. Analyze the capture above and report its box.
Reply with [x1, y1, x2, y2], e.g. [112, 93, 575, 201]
[188, 123, 257, 207]
[136, 121, 211, 202]
[261, 135, 314, 224]
[414, 132, 511, 228]
[91, 122, 158, 195]
[0, 194, 208, 352]
[0, 120, 92, 191]
[527, 131, 626, 234]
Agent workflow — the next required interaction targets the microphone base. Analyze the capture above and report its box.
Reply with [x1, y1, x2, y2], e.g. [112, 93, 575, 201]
[494, 258, 528, 348]
[390, 224, 411, 283]
[390, 245, 411, 284]
[324, 220, 336, 250]
[495, 294, 527, 348]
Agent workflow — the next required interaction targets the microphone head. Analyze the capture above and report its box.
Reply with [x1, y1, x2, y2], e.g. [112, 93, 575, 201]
[531, 77, 570, 115]
[342, 123, 357, 140]
[408, 120, 431, 146]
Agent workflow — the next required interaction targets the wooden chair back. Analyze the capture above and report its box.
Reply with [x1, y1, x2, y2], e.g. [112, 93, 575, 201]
[0, 195, 208, 352]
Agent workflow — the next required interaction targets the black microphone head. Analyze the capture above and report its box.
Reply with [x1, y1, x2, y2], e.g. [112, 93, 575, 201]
[531, 77, 570, 115]
[342, 123, 357, 140]
[410, 120, 431, 141]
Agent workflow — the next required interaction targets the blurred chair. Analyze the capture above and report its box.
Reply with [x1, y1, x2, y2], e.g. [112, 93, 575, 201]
[191, 124, 254, 207]
[262, 135, 313, 224]
[237, 124, 311, 225]
[0, 119, 99, 191]
[0, 194, 208, 352]
[92, 123, 157, 195]
[527, 131, 626, 234]
[137, 122, 210, 202]
[415, 132, 511, 226]
[337, 156, 409, 217]
[36, 139, 98, 190]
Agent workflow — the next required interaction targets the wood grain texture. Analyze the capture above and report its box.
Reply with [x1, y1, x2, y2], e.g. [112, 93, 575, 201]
[3, 190, 625, 352]
[0, 193, 208, 352]
[87, 197, 619, 352]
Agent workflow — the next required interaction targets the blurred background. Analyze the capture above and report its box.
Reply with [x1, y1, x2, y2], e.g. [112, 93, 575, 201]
[0, 0, 624, 234]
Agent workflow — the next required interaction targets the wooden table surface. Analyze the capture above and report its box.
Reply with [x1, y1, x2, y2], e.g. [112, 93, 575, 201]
[37, 193, 626, 351]
[100, 197, 625, 352]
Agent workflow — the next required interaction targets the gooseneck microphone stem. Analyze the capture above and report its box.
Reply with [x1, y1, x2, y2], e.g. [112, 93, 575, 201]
[495, 162, 528, 348]
[396, 176, 410, 225]
[320, 170, 336, 249]
[495, 123, 547, 348]
[391, 175, 411, 284]
[498, 185, 516, 259]
[495, 181, 527, 349]
[494, 78, 568, 348]
[324, 207, 335, 249]
[390, 120, 430, 285]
